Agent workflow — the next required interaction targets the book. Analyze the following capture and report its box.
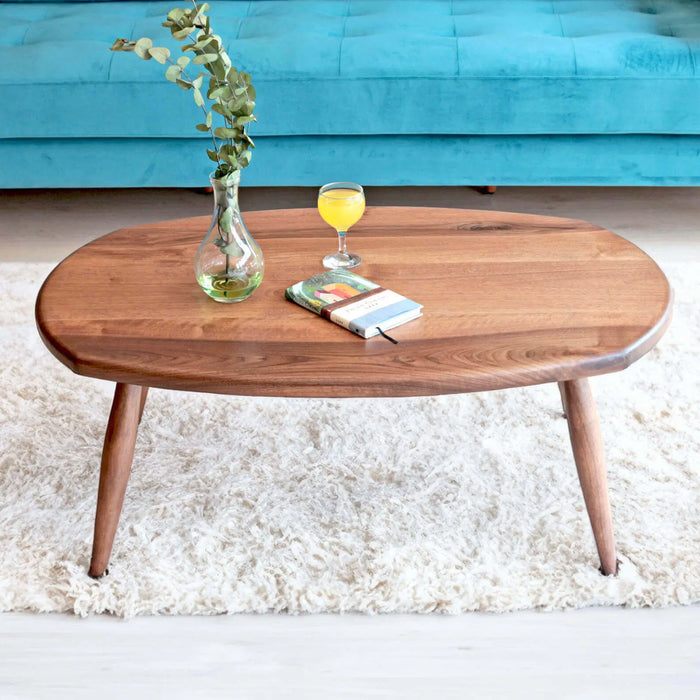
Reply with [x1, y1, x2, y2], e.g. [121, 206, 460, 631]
[285, 269, 422, 339]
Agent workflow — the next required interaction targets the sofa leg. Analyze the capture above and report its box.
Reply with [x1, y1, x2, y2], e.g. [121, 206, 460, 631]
[479, 186, 498, 195]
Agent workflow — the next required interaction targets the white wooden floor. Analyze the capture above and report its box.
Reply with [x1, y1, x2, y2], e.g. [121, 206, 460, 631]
[1, 607, 699, 699]
[1, 186, 698, 699]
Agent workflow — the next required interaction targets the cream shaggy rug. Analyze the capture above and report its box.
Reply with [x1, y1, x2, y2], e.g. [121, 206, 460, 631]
[0, 262, 698, 617]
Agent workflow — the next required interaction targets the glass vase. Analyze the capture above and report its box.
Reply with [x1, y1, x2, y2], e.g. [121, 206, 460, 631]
[194, 173, 264, 303]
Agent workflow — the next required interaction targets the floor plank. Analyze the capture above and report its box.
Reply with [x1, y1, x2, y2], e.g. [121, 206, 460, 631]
[1, 608, 699, 699]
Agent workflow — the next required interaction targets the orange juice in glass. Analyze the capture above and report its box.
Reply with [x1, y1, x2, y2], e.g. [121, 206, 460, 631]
[318, 182, 365, 269]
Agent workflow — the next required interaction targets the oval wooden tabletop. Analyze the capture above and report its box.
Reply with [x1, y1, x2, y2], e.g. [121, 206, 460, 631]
[35, 206, 672, 398]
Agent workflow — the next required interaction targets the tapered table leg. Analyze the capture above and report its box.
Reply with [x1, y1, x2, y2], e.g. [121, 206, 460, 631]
[559, 378, 619, 576]
[88, 383, 142, 579]
[138, 386, 149, 424]
[558, 382, 567, 417]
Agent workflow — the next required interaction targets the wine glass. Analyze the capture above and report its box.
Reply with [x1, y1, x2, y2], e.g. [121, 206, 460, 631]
[318, 182, 365, 269]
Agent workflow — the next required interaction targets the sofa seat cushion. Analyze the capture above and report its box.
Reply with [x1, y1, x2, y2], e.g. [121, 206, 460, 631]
[1, 0, 699, 139]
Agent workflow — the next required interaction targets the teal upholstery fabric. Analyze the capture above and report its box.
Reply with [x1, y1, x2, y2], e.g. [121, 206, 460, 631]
[1, 0, 700, 186]
[4, 135, 699, 187]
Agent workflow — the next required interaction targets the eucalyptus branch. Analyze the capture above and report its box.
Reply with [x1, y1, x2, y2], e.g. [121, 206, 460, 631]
[110, 1, 257, 180]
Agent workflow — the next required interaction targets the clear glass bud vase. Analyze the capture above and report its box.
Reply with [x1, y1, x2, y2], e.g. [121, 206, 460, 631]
[194, 173, 264, 303]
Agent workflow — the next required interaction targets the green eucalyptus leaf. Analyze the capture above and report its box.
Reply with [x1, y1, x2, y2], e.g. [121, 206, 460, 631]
[234, 115, 255, 127]
[214, 237, 226, 248]
[206, 148, 219, 163]
[167, 8, 185, 22]
[208, 85, 231, 100]
[240, 101, 255, 116]
[176, 78, 192, 90]
[211, 103, 233, 117]
[214, 126, 237, 139]
[239, 150, 252, 167]
[193, 88, 205, 107]
[206, 111, 212, 128]
[192, 74, 204, 90]
[165, 64, 181, 82]
[134, 37, 153, 60]
[148, 46, 170, 64]
[195, 36, 219, 51]
[210, 59, 226, 80]
[172, 27, 191, 40]
[215, 168, 241, 186]
[229, 94, 247, 112]
[221, 242, 244, 257]
[218, 206, 233, 234]
[246, 85, 256, 100]
[176, 56, 190, 68]
[214, 126, 236, 139]
[193, 53, 218, 65]
[195, 123, 209, 132]
[239, 71, 251, 86]
[226, 66, 239, 83]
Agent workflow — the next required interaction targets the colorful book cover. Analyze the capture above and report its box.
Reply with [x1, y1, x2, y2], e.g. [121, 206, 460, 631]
[285, 270, 422, 339]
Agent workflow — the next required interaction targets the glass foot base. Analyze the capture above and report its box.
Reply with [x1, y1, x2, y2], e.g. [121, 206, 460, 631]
[323, 252, 362, 269]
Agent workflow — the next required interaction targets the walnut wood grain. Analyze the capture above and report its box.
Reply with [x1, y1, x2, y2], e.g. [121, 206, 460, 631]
[35, 207, 672, 399]
[560, 379, 618, 576]
[88, 383, 141, 579]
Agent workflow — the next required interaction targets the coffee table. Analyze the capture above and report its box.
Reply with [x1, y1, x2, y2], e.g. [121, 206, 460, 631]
[35, 206, 672, 579]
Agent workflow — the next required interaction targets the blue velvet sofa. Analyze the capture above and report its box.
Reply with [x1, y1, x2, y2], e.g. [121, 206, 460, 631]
[1, 0, 699, 188]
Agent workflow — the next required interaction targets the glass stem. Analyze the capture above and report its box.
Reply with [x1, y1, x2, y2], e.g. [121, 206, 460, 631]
[337, 230, 347, 255]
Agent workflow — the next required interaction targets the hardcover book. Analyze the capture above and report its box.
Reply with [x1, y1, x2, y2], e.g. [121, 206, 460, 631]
[285, 270, 422, 339]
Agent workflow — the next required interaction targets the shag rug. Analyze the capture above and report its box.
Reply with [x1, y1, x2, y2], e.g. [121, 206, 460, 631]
[0, 262, 698, 618]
